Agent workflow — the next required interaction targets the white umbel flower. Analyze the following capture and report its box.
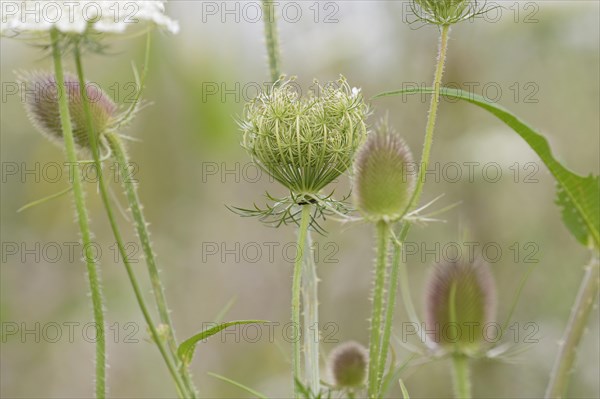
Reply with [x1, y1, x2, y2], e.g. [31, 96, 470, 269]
[1, 1, 179, 36]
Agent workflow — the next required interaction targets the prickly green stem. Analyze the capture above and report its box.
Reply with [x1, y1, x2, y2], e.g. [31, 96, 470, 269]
[368, 220, 390, 398]
[406, 24, 451, 213]
[545, 255, 599, 398]
[452, 354, 472, 399]
[50, 28, 106, 398]
[262, 0, 281, 83]
[73, 46, 189, 398]
[302, 228, 320, 395]
[292, 205, 312, 398]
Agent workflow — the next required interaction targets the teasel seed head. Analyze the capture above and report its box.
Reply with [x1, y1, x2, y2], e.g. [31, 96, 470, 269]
[241, 77, 369, 195]
[328, 341, 368, 388]
[20, 71, 117, 150]
[425, 259, 497, 355]
[352, 121, 415, 222]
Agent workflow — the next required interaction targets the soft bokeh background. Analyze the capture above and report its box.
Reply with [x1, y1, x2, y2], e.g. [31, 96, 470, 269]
[1, 1, 599, 397]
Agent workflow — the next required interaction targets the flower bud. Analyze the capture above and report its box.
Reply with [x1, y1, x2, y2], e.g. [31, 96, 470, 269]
[241, 77, 368, 195]
[20, 71, 117, 150]
[328, 341, 368, 388]
[425, 259, 496, 355]
[353, 123, 415, 222]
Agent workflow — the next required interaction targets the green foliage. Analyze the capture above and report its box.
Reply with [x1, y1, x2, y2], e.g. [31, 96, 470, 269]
[177, 321, 267, 366]
[374, 87, 600, 249]
[208, 373, 269, 399]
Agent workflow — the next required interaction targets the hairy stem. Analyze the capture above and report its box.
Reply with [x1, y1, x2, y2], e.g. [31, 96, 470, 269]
[73, 47, 188, 398]
[302, 227, 320, 395]
[406, 24, 451, 212]
[368, 220, 390, 398]
[452, 354, 472, 399]
[377, 223, 411, 390]
[262, 0, 281, 83]
[545, 255, 599, 398]
[292, 205, 312, 397]
[105, 133, 198, 396]
[50, 29, 106, 398]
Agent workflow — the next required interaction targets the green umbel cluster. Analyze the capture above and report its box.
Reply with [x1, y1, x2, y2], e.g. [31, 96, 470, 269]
[241, 77, 369, 195]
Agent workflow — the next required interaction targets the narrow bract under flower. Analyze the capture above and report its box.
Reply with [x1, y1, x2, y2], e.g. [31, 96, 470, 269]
[241, 77, 368, 195]
[20, 71, 117, 150]
[1, 0, 179, 36]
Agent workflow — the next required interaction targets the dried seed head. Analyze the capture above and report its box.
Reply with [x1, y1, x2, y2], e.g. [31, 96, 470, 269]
[241, 77, 369, 195]
[353, 122, 415, 222]
[328, 341, 368, 388]
[20, 71, 117, 150]
[425, 259, 497, 355]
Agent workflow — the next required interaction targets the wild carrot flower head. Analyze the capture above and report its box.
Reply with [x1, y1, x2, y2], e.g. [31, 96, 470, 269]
[411, 0, 489, 25]
[328, 341, 368, 388]
[425, 259, 497, 355]
[352, 121, 415, 222]
[20, 71, 117, 150]
[241, 77, 368, 195]
[1, 1, 179, 38]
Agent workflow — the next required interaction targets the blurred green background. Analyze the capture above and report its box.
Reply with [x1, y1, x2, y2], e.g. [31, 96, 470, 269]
[1, 1, 599, 397]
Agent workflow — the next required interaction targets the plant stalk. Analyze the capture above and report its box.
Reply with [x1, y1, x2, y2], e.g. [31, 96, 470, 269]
[368, 220, 390, 398]
[50, 29, 106, 398]
[73, 46, 189, 398]
[262, 0, 281, 83]
[452, 354, 472, 399]
[105, 132, 198, 397]
[292, 205, 312, 397]
[406, 24, 451, 212]
[301, 226, 320, 395]
[545, 255, 599, 398]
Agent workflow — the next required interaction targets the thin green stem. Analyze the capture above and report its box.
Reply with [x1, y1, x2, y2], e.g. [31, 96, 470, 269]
[368, 220, 390, 399]
[545, 254, 599, 398]
[301, 228, 320, 395]
[406, 24, 451, 213]
[262, 0, 281, 83]
[105, 133, 198, 397]
[292, 205, 312, 398]
[377, 223, 411, 391]
[452, 354, 472, 399]
[73, 46, 188, 398]
[50, 29, 106, 398]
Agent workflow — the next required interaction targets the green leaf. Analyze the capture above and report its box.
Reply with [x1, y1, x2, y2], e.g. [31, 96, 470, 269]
[208, 372, 269, 399]
[178, 320, 268, 366]
[399, 379, 410, 399]
[373, 87, 600, 249]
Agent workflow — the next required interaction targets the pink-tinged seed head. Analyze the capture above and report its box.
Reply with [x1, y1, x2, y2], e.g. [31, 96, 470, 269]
[20, 71, 117, 150]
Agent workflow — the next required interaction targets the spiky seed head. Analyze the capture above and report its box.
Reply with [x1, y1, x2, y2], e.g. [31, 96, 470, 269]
[352, 122, 415, 222]
[411, 0, 487, 25]
[328, 341, 368, 388]
[241, 77, 369, 195]
[20, 71, 117, 150]
[425, 259, 496, 355]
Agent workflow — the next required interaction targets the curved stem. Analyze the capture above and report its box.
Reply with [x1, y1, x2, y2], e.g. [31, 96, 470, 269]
[292, 205, 312, 398]
[545, 255, 599, 398]
[302, 228, 320, 395]
[262, 0, 281, 83]
[406, 24, 451, 212]
[368, 220, 390, 398]
[452, 354, 472, 399]
[105, 132, 198, 397]
[73, 47, 188, 398]
[50, 29, 106, 398]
